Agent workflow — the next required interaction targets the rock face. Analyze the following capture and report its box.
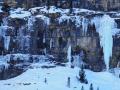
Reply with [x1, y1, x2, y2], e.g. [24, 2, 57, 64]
[0, 54, 49, 80]
[0, 5, 120, 72]
[0, 13, 104, 71]
[2, 0, 120, 11]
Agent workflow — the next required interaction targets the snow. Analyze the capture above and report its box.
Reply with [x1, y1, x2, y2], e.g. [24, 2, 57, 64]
[58, 15, 82, 27]
[73, 55, 83, 67]
[58, 14, 70, 24]
[114, 68, 120, 78]
[98, 15, 115, 70]
[10, 8, 31, 19]
[116, 13, 120, 17]
[0, 63, 120, 90]
[73, 8, 95, 14]
[0, 54, 48, 67]
[36, 15, 50, 25]
[47, 6, 62, 14]
[30, 6, 98, 16]
[0, 54, 50, 73]
[30, 6, 69, 14]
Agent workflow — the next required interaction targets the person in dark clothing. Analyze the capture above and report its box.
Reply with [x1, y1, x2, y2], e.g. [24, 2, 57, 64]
[90, 83, 94, 90]
[44, 78, 47, 84]
[67, 77, 70, 88]
[71, 57, 74, 68]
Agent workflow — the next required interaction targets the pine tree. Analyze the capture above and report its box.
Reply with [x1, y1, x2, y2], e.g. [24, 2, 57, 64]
[79, 65, 88, 84]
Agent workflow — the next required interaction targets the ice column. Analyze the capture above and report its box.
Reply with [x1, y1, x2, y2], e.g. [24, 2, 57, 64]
[99, 15, 115, 70]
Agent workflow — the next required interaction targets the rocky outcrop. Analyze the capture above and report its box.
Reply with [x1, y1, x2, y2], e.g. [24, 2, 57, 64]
[2, 0, 120, 11]
[0, 6, 120, 72]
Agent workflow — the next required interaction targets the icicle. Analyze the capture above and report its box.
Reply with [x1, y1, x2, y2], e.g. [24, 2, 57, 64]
[28, 16, 36, 31]
[0, 17, 10, 51]
[98, 15, 115, 70]
[67, 45, 72, 67]
[4, 36, 10, 50]
[2, 51, 4, 56]
[91, 16, 101, 32]
[36, 15, 50, 25]
[2, 17, 8, 26]
[50, 38, 53, 49]
[117, 61, 120, 68]
[58, 14, 70, 24]
[43, 35, 46, 55]
[24, 36, 30, 48]
[82, 17, 88, 35]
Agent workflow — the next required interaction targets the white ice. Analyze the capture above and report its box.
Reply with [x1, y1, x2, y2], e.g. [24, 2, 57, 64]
[98, 15, 115, 70]
[67, 45, 72, 67]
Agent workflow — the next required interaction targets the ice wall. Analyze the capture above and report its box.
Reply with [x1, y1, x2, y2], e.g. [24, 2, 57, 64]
[98, 15, 115, 70]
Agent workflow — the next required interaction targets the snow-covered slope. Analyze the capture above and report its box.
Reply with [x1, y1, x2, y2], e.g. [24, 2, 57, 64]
[0, 63, 120, 90]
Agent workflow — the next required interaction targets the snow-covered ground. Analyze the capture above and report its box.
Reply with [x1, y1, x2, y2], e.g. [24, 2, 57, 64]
[10, 8, 31, 19]
[0, 62, 120, 90]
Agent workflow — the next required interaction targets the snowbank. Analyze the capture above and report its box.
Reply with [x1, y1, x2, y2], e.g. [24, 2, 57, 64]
[0, 63, 120, 90]
[36, 15, 50, 25]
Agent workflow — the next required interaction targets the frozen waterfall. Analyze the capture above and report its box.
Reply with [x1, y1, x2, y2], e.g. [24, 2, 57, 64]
[0, 17, 10, 51]
[98, 15, 115, 70]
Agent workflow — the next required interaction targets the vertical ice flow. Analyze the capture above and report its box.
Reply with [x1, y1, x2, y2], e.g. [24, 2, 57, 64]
[67, 45, 72, 67]
[99, 15, 115, 70]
